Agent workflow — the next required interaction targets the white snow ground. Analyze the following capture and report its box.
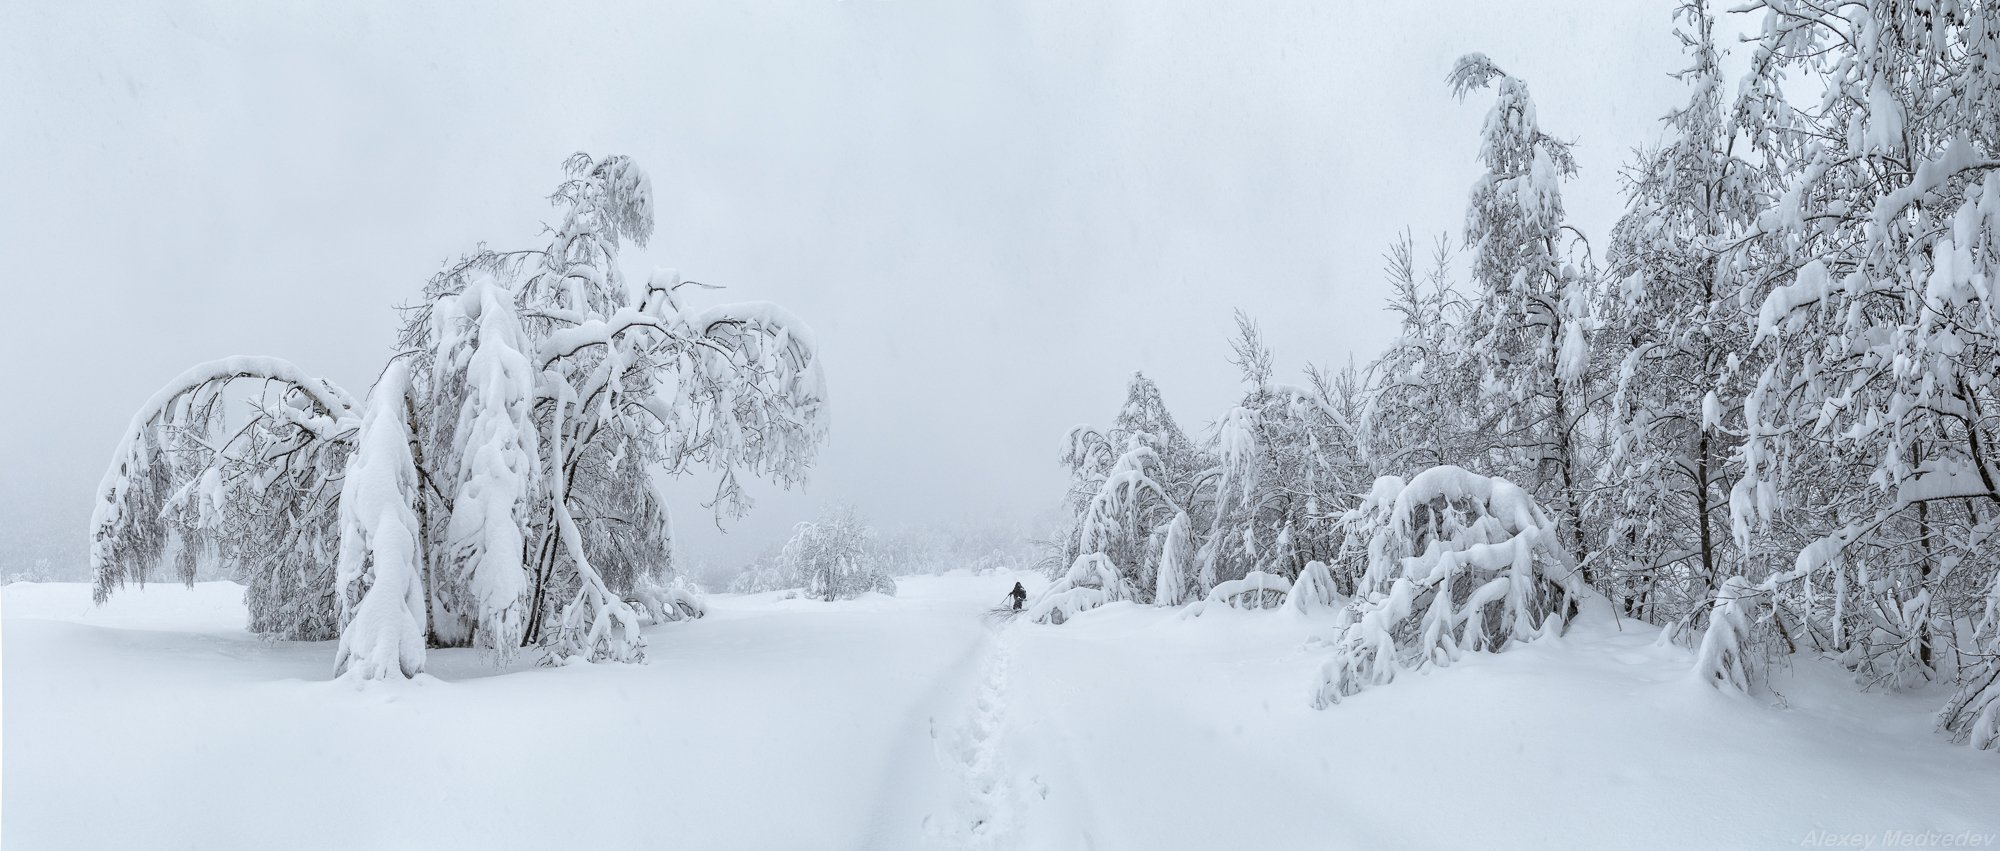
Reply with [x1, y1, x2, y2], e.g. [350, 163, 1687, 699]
[4, 572, 1995, 850]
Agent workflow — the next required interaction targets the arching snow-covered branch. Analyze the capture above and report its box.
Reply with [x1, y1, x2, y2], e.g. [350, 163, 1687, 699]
[89, 356, 357, 618]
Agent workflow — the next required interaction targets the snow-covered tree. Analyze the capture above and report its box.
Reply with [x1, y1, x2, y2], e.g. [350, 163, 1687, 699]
[1725, 0, 2000, 748]
[1194, 314, 1366, 594]
[89, 357, 357, 639]
[1060, 372, 1211, 600]
[1359, 232, 1478, 480]
[1446, 54, 1600, 572]
[1054, 319, 1363, 614]
[782, 505, 893, 602]
[90, 153, 830, 676]
[1024, 552, 1135, 624]
[1600, 0, 1773, 624]
[1313, 466, 1596, 706]
[331, 362, 429, 681]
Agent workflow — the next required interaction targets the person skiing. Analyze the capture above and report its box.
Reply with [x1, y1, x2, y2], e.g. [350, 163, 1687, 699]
[1009, 581, 1027, 611]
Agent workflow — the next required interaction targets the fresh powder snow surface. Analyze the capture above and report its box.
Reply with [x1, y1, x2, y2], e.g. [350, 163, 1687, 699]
[4, 573, 1995, 850]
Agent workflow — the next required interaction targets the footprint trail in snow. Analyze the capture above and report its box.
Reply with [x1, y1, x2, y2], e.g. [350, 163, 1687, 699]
[936, 623, 1027, 849]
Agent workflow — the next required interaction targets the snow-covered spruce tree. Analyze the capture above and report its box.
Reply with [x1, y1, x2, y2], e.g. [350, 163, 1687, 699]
[1600, 0, 1774, 626]
[90, 153, 829, 676]
[1446, 54, 1601, 575]
[1724, 1, 2000, 747]
[1313, 466, 1596, 706]
[782, 505, 893, 602]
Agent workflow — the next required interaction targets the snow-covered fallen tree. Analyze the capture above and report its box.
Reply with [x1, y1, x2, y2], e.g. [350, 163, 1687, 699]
[89, 153, 828, 678]
[1025, 553, 1136, 625]
[1313, 467, 1597, 706]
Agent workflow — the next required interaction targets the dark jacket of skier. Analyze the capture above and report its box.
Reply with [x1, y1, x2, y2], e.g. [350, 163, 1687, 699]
[1009, 582, 1027, 611]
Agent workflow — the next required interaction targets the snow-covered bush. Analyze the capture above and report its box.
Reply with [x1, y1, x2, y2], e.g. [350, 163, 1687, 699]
[627, 575, 706, 625]
[1179, 569, 1297, 619]
[726, 554, 797, 595]
[1691, 576, 1764, 694]
[1183, 570, 1291, 616]
[90, 153, 829, 677]
[783, 505, 894, 601]
[1025, 553, 1135, 625]
[1284, 560, 1346, 617]
[1313, 467, 1593, 706]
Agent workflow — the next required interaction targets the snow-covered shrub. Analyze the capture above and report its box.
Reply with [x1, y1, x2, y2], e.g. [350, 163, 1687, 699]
[1025, 553, 1135, 625]
[1313, 467, 1593, 706]
[90, 153, 829, 677]
[1154, 510, 1194, 607]
[1940, 562, 2000, 749]
[1284, 560, 1346, 617]
[627, 575, 706, 625]
[1940, 656, 2000, 751]
[1691, 576, 1763, 694]
[727, 557, 797, 595]
[1182, 570, 1292, 618]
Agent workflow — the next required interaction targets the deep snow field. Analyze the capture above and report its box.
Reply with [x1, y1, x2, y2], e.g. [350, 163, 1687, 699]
[3, 572, 1995, 850]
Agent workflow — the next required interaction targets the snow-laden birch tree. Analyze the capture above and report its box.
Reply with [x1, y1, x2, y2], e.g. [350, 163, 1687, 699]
[90, 153, 830, 678]
[1720, 0, 2000, 748]
[1358, 233, 1478, 481]
[1600, 0, 1774, 624]
[1447, 54, 1601, 575]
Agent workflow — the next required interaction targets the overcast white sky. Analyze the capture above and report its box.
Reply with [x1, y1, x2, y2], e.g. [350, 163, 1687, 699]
[1, 0, 1698, 574]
